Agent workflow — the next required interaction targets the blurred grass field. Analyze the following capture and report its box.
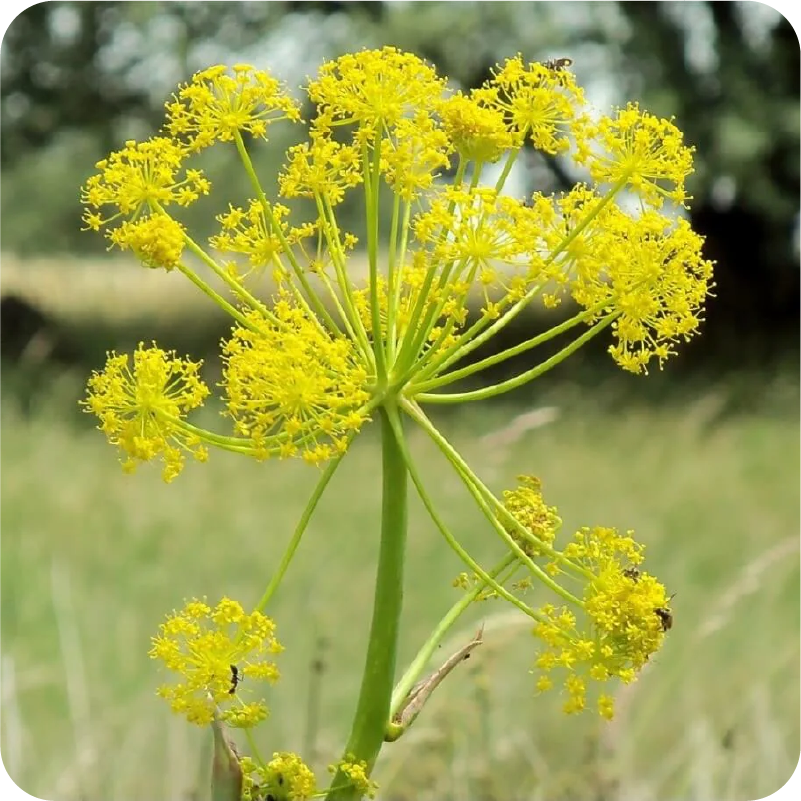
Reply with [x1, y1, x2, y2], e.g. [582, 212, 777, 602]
[1, 258, 799, 800]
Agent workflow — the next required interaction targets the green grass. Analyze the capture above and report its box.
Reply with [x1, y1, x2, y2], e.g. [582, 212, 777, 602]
[2, 374, 798, 801]
[2, 101, 796, 792]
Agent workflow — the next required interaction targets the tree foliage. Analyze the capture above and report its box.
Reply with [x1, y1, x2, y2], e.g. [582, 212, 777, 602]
[1, 0, 796, 358]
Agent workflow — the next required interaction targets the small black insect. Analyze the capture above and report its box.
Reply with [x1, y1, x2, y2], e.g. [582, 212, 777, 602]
[229, 664, 242, 694]
[654, 594, 677, 632]
[542, 57, 573, 71]
[655, 607, 673, 631]
[623, 566, 641, 581]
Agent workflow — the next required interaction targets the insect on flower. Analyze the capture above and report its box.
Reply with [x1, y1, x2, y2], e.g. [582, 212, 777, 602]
[229, 664, 242, 694]
[542, 57, 573, 71]
[654, 607, 673, 631]
[654, 595, 676, 631]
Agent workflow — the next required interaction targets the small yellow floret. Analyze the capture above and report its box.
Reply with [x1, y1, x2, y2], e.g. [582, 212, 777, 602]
[222, 299, 371, 463]
[80, 137, 210, 232]
[166, 64, 301, 150]
[82, 343, 210, 482]
[149, 597, 282, 728]
[574, 102, 694, 207]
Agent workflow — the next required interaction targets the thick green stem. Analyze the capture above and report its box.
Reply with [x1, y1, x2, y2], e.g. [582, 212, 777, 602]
[326, 406, 407, 801]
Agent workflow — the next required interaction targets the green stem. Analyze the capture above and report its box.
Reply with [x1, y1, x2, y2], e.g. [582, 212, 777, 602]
[233, 132, 338, 332]
[411, 301, 609, 393]
[182, 235, 273, 321]
[253, 449, 349, 614]
[176, 262, 256, 331]
[365, 137, 387, 381]
[326, 406, 407, 800]
[387, 410, 542, 621]
[407, 179, 628, 387]
[416, 314, 617, 404]
[389, 551, 517, 719]
[403, 400, 590, 595]
[493, 146, 520, 193]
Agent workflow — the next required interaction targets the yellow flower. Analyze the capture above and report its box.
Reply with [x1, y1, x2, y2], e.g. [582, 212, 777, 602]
[503, 475, 562, 558]
[380, 112, 452, 201]
[108, 214, 186, 269]
[413, 186, 547, 316]
[573, 102, 695, 207]
[279, 135, 363, 205]
[82, 343, 210, 482]
[308, 46, 445, 137]
[222, 299, 371, 463]
[568, 209, 714, 373]
[241, 752, 317, 800]
[538, 184, 609, 261]
[80, 137, 210, 231]
[149, 597, 282, 727]
[166, 64, 301, 150]
[598, 693, 615, 720]
[440, 92, 514, 163]
[329, 755, 378, 799]
[210, 200, 310, 281]
[532, 525, 671, 718]
[474, 54, 586, 154]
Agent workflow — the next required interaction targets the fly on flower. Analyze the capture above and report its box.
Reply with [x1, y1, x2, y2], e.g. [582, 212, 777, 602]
[655, 593, 676, 631]
[541, 57, 573, 71]
[655, 607, 673, 631]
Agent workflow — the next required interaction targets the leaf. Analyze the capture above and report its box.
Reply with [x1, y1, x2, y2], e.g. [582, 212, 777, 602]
[211, 715, 243, 801]
[386, 625, 484, 741]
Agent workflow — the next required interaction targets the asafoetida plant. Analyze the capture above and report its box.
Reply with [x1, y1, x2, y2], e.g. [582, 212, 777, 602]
[80, 48, 712, 800]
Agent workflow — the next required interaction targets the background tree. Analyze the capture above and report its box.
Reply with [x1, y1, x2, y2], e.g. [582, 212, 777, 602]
[1, 0, 797, 366]
[616, 3, 799, 352]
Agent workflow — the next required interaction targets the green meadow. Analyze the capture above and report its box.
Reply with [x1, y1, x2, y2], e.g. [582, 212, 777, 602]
[1, 260, 799, 800]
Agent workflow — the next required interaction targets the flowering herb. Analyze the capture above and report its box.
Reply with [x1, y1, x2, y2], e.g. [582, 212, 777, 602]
[80, 49, 711, 800]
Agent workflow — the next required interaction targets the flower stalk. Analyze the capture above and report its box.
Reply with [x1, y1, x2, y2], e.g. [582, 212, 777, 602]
[326, 407, 408, 800]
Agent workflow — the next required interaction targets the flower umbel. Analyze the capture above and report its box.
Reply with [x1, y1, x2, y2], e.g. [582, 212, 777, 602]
[166, 64, 301, 151]
[80, 50, 709, 798]
[210, 201, 311, 280]
[80, 137, 210, 233]
[440, 92, 514, 163]
[108, 214, 186, 270]
[222, 299, 371, 463]
[308, 46, 445, 135]
[82, 343, 210, 482]
[329, 756, 378, 799]
[474, 54, 586, 153]
[574, 101, 694, 207]
[567, 210, 713, 373]
[502, 475, 562, 559]
[532, 525, 671, 718]
[241, 752, 317, 800]
[149, 597, 282, 727]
